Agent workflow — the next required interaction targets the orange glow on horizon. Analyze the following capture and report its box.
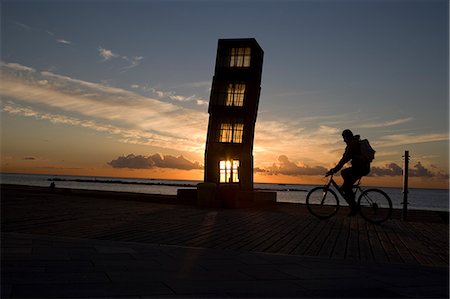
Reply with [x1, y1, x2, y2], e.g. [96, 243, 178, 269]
[2, 162, 448, 190]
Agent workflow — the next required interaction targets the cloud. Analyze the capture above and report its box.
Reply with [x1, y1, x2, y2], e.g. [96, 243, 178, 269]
[98, 47, 119, 61]
[13, 21, 33, 30]
[133, 84, 208, 106]
[2, 101, 204, 152]
[56, 39, 72, 45]
[97, 47, 143, 70]
[410, 162, 433, 178]
[177, 81, 212, 89]
[254, 154, 449, 180]
[260, 155, 328, 176]
[12, 21, 73, 46]
[317, 125, 340, 135]
[108, 154, 202, 170]
[121, 56, 143, 71]
[253, 120, 343, 169]
[360, 117, 413, 129]
[0, 63, 208, 153]
[377, 133, 449, 148]
[370, 163, 403, 177]
[1, 62, 35, 72]
[196, 99, 209, 106]
[369, 162, 449, 179]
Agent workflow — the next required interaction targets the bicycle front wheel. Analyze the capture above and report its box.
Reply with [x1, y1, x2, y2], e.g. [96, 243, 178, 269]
[306, 187, 339, 219]
[358, 189, 392, 224]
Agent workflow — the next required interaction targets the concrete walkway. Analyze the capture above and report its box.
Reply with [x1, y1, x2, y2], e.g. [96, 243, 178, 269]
[2, 232, 448, 298]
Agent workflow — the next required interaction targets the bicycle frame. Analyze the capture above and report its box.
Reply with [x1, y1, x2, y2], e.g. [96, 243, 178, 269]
[324, 174, 362, 203]
[326, 175, 382, 209]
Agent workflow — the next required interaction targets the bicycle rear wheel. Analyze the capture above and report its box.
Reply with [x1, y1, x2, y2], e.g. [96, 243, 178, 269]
[358, 189, 392, 224]
[306, 187, 339, 219]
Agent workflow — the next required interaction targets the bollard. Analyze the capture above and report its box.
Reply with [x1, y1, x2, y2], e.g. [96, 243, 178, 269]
[402, 151, 409, 221]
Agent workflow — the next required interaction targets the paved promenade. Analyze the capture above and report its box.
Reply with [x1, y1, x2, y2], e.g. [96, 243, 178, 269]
[2, 184, 449, 298]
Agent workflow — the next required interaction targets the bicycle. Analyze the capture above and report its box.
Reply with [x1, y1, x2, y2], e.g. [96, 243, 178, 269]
[306, 174, 392, 224]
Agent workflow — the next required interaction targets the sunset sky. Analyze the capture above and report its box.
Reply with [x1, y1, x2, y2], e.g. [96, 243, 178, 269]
[1, 0, 448, 189]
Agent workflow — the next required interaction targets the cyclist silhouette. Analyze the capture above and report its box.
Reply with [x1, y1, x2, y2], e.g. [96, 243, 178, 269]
[326, 129, 371, 216]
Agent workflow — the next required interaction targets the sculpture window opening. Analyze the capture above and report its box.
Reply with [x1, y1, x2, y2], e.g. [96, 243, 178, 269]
[226, 83, 245, 106]
[229, 47, 251, 68]
[219, 160, 240, 183]
[218, 123, 244, 143]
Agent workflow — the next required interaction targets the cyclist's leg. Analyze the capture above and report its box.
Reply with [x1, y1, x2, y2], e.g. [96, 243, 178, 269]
[341, 168, 360, 213]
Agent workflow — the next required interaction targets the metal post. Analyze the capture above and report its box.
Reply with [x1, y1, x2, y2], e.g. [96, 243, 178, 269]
[402, 151, 409, 221]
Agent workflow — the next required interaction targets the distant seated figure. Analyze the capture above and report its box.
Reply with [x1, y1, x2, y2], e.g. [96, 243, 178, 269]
[49, 182, 56, 192]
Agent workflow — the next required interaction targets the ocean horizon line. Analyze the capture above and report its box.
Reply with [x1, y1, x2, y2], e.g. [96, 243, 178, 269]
[1, 171, 448, 191]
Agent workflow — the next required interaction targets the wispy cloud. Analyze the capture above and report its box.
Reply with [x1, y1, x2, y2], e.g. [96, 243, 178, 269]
[254, 120, 343, 170]
[97, 47, 143, 70]
[377, 133, 449, 148]
[121, 56, 143, 71]
[108, 153, 202, 170]
[98, 47, 119, 61]
[13, 21, 73, 46]
[1, 62, 35, 72]
[13, 21, 33, 30]
[360, 117, 414, 129]
[130, 84, 208, 106]
[0, 62, 207, 153]
[272, 89, 322, 98]
[56, 39, 72, 45]
[2, 101, 203, 152]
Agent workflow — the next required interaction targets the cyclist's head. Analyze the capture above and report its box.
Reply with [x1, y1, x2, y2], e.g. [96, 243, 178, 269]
[342, 129, 353, 138]
[342, 129, 354, 143]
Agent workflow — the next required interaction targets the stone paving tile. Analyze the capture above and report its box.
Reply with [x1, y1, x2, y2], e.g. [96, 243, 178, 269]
[1, 266, 46, 273]
[106, 268, 253, 283]
[162, 279, 307, 297]
[238, 267, 299, 280]
[307, 287, 407, 298]
[95, 245, 137, 254]
[9, 282, 174, 298]
[2, 232, 449, 298]
[389, 286, 450, 298]
[2, 247, 33, 254]
[1, 284, 12, 298]
[2, 259, 94, 268]
[235, 253, 275, 265]
[366, 271, 449, 288]
[278, 266, 368, 280]
[131, 251, 179, 265]
[292, 276, 390, 291]
[90, 259, 162, 269]
[4, 271, 111, 284]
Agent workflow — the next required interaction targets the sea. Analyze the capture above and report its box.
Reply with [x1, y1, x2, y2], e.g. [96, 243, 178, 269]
[1, 173, 448, 212]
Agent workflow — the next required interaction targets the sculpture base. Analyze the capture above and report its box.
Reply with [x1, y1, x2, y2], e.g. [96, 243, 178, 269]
[177, 184, 277, 208]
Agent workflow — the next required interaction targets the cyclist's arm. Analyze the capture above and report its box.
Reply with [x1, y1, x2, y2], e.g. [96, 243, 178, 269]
[330, 145, 354, 173]
[332, 156, 350, 173]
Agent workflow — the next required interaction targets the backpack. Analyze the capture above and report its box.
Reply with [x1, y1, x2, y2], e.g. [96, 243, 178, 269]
[359, 139, 375, 163]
